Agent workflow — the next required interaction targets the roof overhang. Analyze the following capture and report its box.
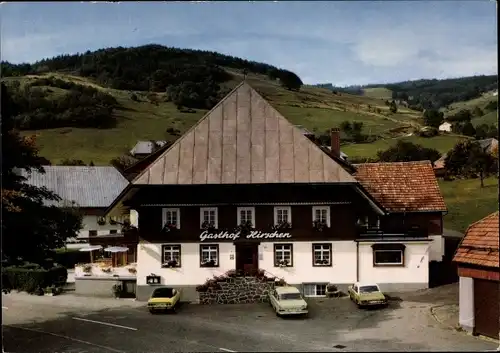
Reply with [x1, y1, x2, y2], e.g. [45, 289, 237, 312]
[104, 184, 140, 217]
[351, 184, 386, 216]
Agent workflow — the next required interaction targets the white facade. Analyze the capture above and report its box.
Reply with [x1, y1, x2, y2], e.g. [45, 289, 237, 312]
[358, 242, 430, 288]
[137, 240, 432, 290]
[438, 122, 452, 132]
[74, 215, 124, 240]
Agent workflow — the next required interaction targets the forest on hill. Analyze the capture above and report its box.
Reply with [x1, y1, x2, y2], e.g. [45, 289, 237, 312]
[1, 44, 303, 110]
[315, 75, 498, 111]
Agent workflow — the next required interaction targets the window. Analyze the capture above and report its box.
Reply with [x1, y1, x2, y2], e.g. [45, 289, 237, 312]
[274, 206, 292, 226]
[109, 229, 118, 235]
[200, 244, 219, 267]
[162, 208, 180, 229]
[359, 215, 380, 228]
[312, 244, 332, 266]
[237, 207, 255, 226]
[161, 245, 181, 267]
[374, 250, 403, 266]
[200, 207, 218, 229]
[312, 206, 330, 227]
[303, 283, 327, 297]
[274, 244, 293, 267]
[89, 230, 97, 237]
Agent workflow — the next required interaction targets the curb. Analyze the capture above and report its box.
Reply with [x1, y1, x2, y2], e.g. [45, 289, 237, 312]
[430, 305, 500, 345]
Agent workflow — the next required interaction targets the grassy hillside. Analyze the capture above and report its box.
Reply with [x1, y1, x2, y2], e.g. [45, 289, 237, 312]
[443, 90, 497, 115]
[3, 72, 426, 165]
[341, 134, 471, 159]
[2, 45, 495, 165]
[472, 110, 498, 126]
[439, 176, 499, 232]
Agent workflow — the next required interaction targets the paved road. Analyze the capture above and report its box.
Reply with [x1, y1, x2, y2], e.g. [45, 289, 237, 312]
[2, 292, 498, 352]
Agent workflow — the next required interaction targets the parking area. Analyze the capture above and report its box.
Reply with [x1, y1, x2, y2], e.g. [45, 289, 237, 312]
[2, 288, 498, 352]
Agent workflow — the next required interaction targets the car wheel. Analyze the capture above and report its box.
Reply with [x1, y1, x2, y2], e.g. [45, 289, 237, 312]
[276, 311, 281, 317]
[149, 308, 156, 314]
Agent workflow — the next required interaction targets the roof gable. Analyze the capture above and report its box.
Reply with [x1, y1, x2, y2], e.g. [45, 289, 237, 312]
[353, 161, 447, 212]
[22, 166, 129, 208]
[453, 211, 499, 268]
[133, 82, 356, 185]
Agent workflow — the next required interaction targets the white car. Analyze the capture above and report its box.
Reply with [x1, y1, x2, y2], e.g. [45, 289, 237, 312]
[269, 286, 308, 317]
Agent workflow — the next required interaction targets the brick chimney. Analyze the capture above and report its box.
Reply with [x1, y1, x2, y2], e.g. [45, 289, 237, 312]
[330, 128, 340, 158]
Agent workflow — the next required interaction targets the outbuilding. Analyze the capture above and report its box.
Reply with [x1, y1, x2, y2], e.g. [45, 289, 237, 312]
[454, 211, 499, 340]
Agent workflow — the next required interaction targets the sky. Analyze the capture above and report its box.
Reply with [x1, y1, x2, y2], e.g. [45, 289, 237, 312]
[1, 1, 497, 86]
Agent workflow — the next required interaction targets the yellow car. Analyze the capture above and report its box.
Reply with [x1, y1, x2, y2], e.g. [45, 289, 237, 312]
[348, 282, 388, 308]
[147, 287, 181, 314]
[269, 286, 308, 317]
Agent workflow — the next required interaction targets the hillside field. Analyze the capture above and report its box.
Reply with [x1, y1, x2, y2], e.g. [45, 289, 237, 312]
[439, 176, 499, 233]
[4, 72, 427, 165]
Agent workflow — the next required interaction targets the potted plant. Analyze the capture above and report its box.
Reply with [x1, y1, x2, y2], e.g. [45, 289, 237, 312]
[326, 284, 341, 298]
[164, 260, 178, 268]
[312, 219, 329, 232]
[235, 220, 253, 235]
[112, 284, 122, 299]
[277, 259, 290, 268]
[97, 217, 106, 226]
[44, 285, 63, 296]
[161, 222, 177, 233]
[201, 221, 216, 231]
[82, 264, 92, 276]
[200, 259, 216, 267]
[272, 221, 292, 230]
[274, 278, 286, 286]
[127, 267, 137, 274]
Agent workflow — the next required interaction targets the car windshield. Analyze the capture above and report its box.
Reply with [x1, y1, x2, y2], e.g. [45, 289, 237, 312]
[280, 293, 302, 300]
[152, 288, 174, 298]
[359, 285, 379, 293]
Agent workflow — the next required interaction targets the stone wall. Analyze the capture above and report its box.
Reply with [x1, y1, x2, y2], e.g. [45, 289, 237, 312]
[198, 276, 276, 304]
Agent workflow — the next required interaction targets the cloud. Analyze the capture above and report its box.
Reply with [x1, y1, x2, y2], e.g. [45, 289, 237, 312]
[0, 1, 497, 85]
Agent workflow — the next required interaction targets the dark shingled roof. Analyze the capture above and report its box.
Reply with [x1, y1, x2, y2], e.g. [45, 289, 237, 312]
[22, 166, 129, 208]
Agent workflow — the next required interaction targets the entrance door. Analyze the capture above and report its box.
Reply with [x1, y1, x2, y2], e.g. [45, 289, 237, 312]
[235, 244, 258, 275]
[474, 278, 500, 339]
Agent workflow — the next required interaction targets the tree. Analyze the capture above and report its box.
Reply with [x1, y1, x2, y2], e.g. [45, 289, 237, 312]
[447, 109, 472, 123]
[1, 83, 82, 264]
[389, 101, 398, 114]
[423, 109, 444, 128]
[278, 70, 303, 91]
[339, 121, 352, 135]
[60, 159, 86, 166]
[376, 140, 441, 163]
[444, 140, 496, 187]
[461, 121, 476, 137]
[472, 106, 484, 117]
[110, 155, 139, 172]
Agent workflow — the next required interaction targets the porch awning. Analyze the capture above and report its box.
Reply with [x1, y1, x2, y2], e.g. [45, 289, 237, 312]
[104, 246, 129, 253]
[79, 245, 103, 252]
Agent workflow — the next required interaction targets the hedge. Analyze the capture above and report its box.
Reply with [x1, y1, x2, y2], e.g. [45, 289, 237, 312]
[2, 265, 68, 294]
[51, 249, 90, 269]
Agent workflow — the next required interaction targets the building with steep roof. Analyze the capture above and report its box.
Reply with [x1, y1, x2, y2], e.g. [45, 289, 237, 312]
[22, 166, 131, 244]
[103, 82, 448, 302]
[453, 212, 499, 340]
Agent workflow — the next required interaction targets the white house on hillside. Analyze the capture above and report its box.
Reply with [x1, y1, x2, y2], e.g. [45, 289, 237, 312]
[438, 121, 452, 132]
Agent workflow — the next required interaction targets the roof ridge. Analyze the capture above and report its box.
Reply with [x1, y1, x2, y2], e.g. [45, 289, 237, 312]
[130, 81, 247, 184]
[353, 160, 432, 167]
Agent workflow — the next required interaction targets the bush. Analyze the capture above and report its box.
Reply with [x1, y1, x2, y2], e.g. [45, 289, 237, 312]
[418, 127, 439, 138]
[51, 249, 90, 269]
[2, 265, 68, 294]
